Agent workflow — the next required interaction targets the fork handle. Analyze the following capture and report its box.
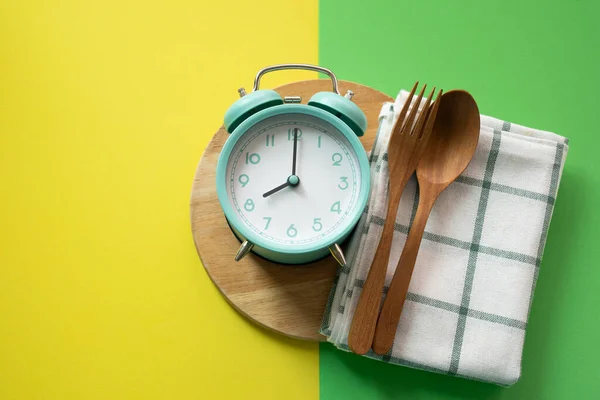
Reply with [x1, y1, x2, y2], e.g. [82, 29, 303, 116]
[372, 189, 437, 355]
[348, 176, 410, 355]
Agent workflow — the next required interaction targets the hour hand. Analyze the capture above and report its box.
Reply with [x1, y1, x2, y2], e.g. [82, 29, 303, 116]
[262, 181, 291, 198]
[262, 175, 300, 198]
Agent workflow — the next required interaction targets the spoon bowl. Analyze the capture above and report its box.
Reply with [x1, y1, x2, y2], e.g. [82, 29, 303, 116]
[417, 90, 480, 185]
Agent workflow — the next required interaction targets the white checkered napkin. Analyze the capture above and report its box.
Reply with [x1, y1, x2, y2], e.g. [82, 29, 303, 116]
[320, 90, 569, 386]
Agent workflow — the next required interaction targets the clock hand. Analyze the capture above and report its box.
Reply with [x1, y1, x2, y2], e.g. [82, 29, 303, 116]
[264, 128, 299, 199]
[292, 128, 298, 175]
[262, 181, 291, 198]
[262, 175, 300, 198]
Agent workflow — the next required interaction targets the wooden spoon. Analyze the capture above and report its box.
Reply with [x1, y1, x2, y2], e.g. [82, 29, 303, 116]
[372, 90, 480, 355]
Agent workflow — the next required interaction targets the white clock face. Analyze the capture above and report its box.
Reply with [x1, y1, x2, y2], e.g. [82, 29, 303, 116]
[225, 113, 363, 247]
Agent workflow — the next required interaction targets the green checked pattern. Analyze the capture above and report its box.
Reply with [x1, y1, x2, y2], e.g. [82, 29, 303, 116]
[449, 128, 502, 375]
[320, 92, 569, 386]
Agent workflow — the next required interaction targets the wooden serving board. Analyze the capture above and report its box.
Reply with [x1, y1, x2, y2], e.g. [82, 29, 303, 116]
[190, 79, 392, 341]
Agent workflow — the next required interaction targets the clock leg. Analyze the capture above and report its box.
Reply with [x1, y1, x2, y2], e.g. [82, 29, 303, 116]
[234, 240, 254, 261]
[329, 243, 347, 267]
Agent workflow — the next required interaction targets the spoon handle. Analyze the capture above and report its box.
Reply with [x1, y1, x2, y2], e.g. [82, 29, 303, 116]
[372, 188, 438, 355]
[348, 176, 410, 355]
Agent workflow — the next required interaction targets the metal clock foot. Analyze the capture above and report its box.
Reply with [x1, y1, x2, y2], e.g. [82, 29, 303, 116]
[329, 243, 347, 267]
[235, 240, 254, 261]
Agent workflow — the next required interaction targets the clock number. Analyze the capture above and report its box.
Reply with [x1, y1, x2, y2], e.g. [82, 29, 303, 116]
[287, 224, 298, 238]
[263, 216, 272, 230]
[312, 218, 323, 232]
[318, 136, 322, 148]
[265, 134, 275, 147]
[238, 174, 249, 187]
[287, 128, 302, 140]
[338, 177, 349, 190]
[332, 153, 342, 166]
[244, 199, 255, 212]
[330, 201, 341, 214]
[245, 152, 261, 165]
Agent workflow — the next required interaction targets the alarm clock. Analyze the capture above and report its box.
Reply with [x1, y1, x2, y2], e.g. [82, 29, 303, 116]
[216, 64, 370, 266]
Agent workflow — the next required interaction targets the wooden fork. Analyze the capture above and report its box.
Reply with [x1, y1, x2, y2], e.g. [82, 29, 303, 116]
[348, 83, 442, 355]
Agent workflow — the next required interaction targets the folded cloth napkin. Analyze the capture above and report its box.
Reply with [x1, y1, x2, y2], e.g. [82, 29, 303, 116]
[320, 89, 569, 386]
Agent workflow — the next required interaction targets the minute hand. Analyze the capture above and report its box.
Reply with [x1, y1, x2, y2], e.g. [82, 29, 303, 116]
[292, 128, 298, 175]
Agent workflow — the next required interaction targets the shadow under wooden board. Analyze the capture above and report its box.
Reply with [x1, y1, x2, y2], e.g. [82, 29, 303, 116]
[190, 79, 393, 341]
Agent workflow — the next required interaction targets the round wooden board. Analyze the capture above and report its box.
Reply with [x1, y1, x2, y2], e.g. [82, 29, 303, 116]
[190, 79, 392, 341]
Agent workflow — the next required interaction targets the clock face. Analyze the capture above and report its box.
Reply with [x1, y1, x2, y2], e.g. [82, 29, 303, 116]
[224, 113, 364, 247]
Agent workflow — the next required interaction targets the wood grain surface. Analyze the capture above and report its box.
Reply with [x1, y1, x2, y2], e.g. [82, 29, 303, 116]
[190, 79, 392, 341]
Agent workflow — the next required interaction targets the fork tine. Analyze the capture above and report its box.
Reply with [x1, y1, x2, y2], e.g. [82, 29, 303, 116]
[420, 89, 443, 140]
[391, 81, 418, 137]
[412, 87, 435, 137]
[403, 84, 426, 135]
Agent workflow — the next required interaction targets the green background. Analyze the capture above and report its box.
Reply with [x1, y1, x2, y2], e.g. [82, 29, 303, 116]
[319, 0, 600, 399]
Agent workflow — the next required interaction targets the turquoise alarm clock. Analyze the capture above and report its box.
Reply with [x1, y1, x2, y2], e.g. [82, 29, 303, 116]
[216, 64, 370, 266]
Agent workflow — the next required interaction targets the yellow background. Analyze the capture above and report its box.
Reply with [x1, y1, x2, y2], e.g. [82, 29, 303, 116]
[0, 1, 319, 398]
